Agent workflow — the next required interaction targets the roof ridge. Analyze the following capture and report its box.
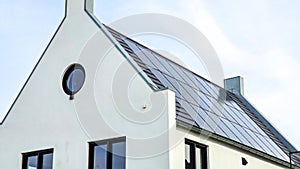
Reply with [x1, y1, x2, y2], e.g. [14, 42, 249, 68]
[234, 94, 298, 154]
[104, 25, 225, 91]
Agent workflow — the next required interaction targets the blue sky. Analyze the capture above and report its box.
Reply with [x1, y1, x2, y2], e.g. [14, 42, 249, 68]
[1, 0, 300, 148]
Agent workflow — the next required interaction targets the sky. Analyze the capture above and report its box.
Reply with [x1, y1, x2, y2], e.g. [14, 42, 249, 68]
[1, 0, 300, 149]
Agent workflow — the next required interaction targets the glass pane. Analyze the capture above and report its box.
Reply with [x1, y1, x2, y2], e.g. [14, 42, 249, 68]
[233, 123, 257, 148]
[124, 39, 140, 53]
[205, 82, 220, 99]
[145, 51, 170, 74]
[209, 97, 225, 117]
[166, 61, 187, 83]
[228, 100, 243, 112]
[151, 69, 179, 97]
[27, 155, 38, 169]
[42, 153, 53, 169]
[112, 141, 126, 169]
[182, 70, 199, 89]
[264, 136, 289, 160]
[190, 104, 206, 127]
[240, 112, 266, 136]
[222, 119, 252, 147]
[194, 76, 211, 96]
[254, 133, 277, 156]
[192, 104, 208, 126]
[195, 147, 202, 169]
[180, 82, 199, 106]
[94, 145, 107, 169]
[177, 67, 198, 89]
[198, 95, 210, 111]
[164, 75, 184, 99]
[67, 68, 85, 93]
[126, 41, 156, 68]
[243, 128, 265, 152]
[224, 106, 247, 127]
[180, 99, 203, 126]
[214, 126, 228, 138]
[198, 92, 212, 111]
[141, 49, 161, 67]
[185, 144, 191, 169]
[221, 105, 238, 123]
[217, 118, 240, 142]
[154, 54, 178, 77]
[199, 80, 215, 97]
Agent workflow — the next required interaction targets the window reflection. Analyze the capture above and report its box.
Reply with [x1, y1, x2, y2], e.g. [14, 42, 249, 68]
[185, 139, 207, 169]
[23, 149, 53, 169]
[112, 142, 125, 169]
[27, 155, 38, 169]
[94, 145, 107, 169]
[185, 144, 191, 169]
[90, 137, 126, 169]
[42, 153, 53, 169]
[195, 147, 202, 169]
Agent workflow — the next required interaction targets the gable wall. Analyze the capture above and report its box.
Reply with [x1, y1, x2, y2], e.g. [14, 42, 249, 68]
[0, 3, 175, 168]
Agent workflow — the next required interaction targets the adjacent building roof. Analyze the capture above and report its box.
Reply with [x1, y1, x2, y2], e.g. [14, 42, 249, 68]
[105, 25, 298, 164]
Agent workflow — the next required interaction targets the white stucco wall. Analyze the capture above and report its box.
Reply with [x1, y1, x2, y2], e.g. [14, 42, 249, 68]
[0, 1, 291, 169]
[169, 125, 287, 169]
[0, 0, 175, 168]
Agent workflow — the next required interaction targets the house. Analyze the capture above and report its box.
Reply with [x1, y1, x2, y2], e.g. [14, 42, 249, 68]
[0, 0, 299, 168]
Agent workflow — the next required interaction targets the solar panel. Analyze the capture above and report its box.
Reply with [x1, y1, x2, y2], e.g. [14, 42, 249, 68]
[106, 26, 290, 161]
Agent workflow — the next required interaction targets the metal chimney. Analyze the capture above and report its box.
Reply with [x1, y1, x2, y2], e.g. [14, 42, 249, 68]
[224, 76, 244, 96]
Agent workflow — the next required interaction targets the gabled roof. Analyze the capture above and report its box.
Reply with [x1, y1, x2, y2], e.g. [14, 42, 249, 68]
[2, 0, 298, 164]
[104, 25, 299, 164]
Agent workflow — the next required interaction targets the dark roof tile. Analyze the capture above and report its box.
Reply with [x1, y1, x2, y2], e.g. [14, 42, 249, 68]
[105, 25, 297, 162]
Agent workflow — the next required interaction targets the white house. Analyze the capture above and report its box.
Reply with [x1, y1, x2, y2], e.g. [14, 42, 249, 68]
[0, 0, 299, 169]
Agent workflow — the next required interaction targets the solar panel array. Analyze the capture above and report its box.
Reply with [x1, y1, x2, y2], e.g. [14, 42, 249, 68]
[106, 26, 289, 161]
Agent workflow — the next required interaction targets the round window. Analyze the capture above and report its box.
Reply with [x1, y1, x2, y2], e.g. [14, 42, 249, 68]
[62, 63, 85, 96]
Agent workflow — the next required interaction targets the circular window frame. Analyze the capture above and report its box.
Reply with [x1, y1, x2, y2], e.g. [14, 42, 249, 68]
[62, 63, 86, 96]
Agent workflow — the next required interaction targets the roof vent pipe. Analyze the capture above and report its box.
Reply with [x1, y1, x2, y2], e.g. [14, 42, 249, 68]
[224, 76, 244, 96]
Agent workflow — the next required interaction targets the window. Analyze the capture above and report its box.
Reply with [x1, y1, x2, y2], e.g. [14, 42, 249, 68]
[22, 149, 53, 169]
[89, 137, 126, 169]
[185, 139, 207, 169]
[62, 63, 85, 99]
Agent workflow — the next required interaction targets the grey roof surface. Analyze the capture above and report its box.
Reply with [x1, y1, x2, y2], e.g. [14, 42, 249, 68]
[105, 25, 298, 163]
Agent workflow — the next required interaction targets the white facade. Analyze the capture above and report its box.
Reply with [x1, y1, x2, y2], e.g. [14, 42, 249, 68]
[0, 0, 293, 169]
[170, 126, 286, 169]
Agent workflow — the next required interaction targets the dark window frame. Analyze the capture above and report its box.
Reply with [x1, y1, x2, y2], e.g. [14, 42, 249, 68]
[185, 139, 208, 169]
[89, 137, 126, 169]
[22, 148, 54, 169]
[62, 63, 86, 97]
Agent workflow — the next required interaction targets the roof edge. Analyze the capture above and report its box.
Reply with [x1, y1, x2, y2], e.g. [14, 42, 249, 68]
[177, 120, 291, 168]
[234, 94, 297, 153]
[84, 11, 160, 91]
[0, 2, 67, 125]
